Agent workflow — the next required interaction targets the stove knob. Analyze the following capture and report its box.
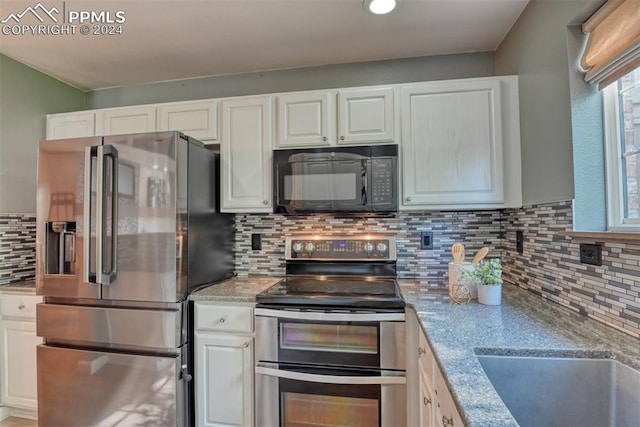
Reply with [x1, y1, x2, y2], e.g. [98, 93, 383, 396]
[292, 242, 303, 254]
[305, 242, 315, 254]
[363, 242, 374, 255]
[377, 243, 388, 254]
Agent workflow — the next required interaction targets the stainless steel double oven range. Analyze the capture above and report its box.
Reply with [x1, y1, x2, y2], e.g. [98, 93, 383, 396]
[255, 235, 406, 427]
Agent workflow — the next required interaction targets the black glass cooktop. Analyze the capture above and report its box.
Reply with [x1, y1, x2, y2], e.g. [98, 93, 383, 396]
[255, 276, 405, 309]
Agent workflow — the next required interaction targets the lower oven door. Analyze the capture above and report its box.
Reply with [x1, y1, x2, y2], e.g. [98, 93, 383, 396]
[256, 362, 406, 427]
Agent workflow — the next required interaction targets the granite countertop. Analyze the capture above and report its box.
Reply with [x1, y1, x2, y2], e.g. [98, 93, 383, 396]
[189, 275, 281, 302]
[0, 280, 36, 293]
[399, 280, 640, 427]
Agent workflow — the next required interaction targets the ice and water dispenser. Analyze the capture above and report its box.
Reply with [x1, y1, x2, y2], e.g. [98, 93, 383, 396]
[45, 221, 76, 275]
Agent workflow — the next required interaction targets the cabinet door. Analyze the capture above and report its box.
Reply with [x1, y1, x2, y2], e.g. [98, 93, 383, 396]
[46, 112, 95, 139]
[195, 332, 253, 427]
[401, 79, 504, 207]
[276, 91, 335, 147]
[338, 87, 395, 144]
[0, 320, 41, 410]
[418, 328, 435, 427]
[158, 100, 218, 142]
[434, 366, 464, 427]
[96, 105, 157, 135]
[220, 96, 273, 212]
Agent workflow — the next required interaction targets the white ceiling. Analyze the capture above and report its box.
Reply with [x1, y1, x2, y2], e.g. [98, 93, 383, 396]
[0, 0, 529, 90]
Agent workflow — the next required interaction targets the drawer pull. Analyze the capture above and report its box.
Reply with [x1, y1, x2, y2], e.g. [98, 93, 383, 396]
[18, 303, 26, 310]
[442, 415, 454, 426]
[418, 347, 426, 356]
[244, 341, 250, 348]
[423, 397, 432, 406]
[218, 317, 226, 324]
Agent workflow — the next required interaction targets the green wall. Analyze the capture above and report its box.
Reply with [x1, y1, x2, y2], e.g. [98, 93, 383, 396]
[86, 52, 496, 109]
[0, 54, 86, 213]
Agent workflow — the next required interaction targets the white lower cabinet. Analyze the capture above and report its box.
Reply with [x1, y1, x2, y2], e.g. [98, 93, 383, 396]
[408, 308, 464, 427]
[0, 293, 42, 417]
[194, 302, 254, 427]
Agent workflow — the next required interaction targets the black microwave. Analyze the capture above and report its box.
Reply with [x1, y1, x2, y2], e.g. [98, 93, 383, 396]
[273, 144, 398, 215]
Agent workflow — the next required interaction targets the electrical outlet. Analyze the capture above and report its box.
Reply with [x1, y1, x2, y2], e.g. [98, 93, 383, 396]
[251, 233, 262, 250]
[580, 243, 602, 266]
[421, 232, 433, 249]
[516, 230, 524, 254]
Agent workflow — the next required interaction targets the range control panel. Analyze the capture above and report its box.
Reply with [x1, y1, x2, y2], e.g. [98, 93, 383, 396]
[285, 235, 396, 261]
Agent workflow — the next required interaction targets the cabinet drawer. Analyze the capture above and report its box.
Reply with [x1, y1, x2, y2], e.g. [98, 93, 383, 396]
[1, 294, 42, 320]
[195, 304, 253, 333]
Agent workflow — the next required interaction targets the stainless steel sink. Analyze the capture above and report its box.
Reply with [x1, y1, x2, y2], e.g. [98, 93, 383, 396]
[476, 355, 640, 427]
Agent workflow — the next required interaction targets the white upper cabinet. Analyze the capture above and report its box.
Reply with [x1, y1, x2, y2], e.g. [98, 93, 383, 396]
[337, 87, 395, 144]
[95, 105, 157, 135]
[400, 76, 521, 210]
[275, 86, 397, 148]
[46, 112, 95, 139]
[220, 95, 273, 212]
[276, 91, 335, 147]
[157, 100, 219, 142]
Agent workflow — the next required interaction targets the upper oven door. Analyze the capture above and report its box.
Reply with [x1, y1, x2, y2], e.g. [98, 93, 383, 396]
[255, 308, 406, 371]
[274, 147, 371, 214]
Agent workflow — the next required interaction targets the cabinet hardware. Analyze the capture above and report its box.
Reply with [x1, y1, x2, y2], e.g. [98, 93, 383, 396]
[418, 347, 425, 355]
[262, 200, 269, 205]
[18, 303, 25, 310]
[406, 197, 412, 202]
[442, 415, 454, 426]
[340, 136, 345, 141]
[218, 317, 226, 324]
[322, 136, 328, 142]
[423, 397, 432, 406]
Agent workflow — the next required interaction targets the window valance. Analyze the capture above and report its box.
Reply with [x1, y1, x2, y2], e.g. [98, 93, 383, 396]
[581, 0, 640, 88]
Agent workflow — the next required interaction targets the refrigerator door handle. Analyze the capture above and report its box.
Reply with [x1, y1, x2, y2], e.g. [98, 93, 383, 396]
[98, 145, 119, 285]
[83, 146, 99, 284]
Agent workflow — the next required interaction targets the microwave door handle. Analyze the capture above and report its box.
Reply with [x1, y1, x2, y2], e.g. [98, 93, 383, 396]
[255, 366, 406, 385]
[83, 146, 99, 284]
[360, 162, 368, 205]
[100, 145, 119, 285]
[361, 161, 368, 205]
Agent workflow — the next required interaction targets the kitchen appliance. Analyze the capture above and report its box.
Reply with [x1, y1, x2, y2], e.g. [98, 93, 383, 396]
[273, 145, 398, 215]
[255, 235, 406, 427]
[35, 131, 234, 426]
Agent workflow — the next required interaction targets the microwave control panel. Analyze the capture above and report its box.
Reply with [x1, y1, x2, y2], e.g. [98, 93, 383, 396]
[370, 159, 395, 206]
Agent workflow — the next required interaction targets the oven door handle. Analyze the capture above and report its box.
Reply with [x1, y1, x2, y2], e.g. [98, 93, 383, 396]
[254, 308, 405, 322]
[255, 365, 406, 385]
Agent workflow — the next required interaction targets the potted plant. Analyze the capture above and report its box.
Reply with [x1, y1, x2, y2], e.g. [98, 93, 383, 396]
[462, 258, 503, 305]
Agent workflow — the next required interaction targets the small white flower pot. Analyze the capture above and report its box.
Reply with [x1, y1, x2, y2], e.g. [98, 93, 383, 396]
[478, 284, 502, 305]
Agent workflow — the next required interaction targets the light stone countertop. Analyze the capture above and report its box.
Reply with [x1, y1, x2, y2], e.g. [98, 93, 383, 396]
[0, 280, 36, 293]
[189, 275, 281, 302]
[399, 280, 640, 427]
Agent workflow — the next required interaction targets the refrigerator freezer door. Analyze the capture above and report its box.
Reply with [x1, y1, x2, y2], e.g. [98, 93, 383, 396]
[37, 345, 186, 426]
[37, 137, 102, 299]
[101, 132, 182, 303]
[37, 303, 183, 351]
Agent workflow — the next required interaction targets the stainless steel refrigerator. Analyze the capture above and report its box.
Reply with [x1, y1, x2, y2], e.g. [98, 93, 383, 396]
[35, 131, 234, 426]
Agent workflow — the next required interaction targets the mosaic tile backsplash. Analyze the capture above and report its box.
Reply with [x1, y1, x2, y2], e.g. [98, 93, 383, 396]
[2, 202, 638, 339]
[0, 214, 36, 285]
[501, 201, 640, 338]
[235, 210, 504, 280]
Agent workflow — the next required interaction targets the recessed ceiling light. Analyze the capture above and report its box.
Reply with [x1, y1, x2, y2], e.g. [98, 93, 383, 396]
[363, 0, 399, 15]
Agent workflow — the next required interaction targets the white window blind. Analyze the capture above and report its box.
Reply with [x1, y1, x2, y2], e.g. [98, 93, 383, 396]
[581, 0, 640, 88]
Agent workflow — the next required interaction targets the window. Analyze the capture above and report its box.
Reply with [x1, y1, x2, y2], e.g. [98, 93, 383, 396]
[603, 67, 640, 231]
